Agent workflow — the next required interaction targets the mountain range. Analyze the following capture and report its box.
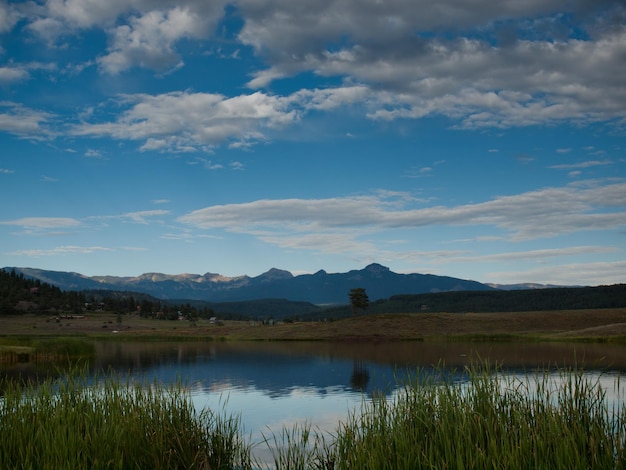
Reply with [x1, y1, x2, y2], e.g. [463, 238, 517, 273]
[5, 263, 494, 305]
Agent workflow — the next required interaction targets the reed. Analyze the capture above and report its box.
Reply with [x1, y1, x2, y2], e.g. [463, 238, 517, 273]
[0, 337, 95, 364]
[0, 372, 252, 470]
[2, 364, 624, 469]
[267, 364, 626, 469]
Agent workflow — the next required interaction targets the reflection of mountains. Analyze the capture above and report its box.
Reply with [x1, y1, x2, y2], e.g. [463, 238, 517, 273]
[92, 341, 626, 399]
[94, 342, 396, 398]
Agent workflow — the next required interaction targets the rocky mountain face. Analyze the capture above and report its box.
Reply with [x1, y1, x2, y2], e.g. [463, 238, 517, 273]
[6, 263, 493, 304]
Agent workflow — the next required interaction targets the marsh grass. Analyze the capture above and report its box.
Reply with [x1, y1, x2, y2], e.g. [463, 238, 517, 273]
[2, 364, 625, 469]
[266, 364, 626, 469]
[0, 371, 252, 470]
[0, 337, 95, 364]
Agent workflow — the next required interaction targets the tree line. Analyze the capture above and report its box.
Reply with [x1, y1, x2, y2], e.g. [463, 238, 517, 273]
[0, 269, 215, 319]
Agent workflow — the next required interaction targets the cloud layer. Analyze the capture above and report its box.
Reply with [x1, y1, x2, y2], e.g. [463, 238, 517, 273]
[179, 181, 626, 250]
[0, 0, 624, 152]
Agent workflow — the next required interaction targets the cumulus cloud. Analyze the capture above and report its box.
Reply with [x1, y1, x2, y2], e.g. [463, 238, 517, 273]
[0, 66, 29, 83]
[240, 0, 626, 127]
[98, 6, 210, 74]
[0, 0, 21, 34]
[0, 102, 54, 137]
[21, 0, 228, 72]
[2, 0, 622, 138]
[71, 89, 348, 150]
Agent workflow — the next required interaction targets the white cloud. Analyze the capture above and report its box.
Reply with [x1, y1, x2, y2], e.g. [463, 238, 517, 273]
[0, 102, 54, 137]
[71, 85, 398, 151]
[7, 246, 113, 257]
[83, 148, 103, 158]
[488, 260, 626, 286]
[550, 160, 613, 169]
[0, 66, 29, 83]
[121, 210, 170, 224]
[448, 246, 619, 263]
[0, 217, 81, 229]
[98, 7, 209, 74]
[0, 1, 21, 34]
[240, 1, 626, 127]
[178, 181, 626, 252]
[22, 1, 228, 72]
[6, 0, 624, 134]
[72, 90, 305, 150]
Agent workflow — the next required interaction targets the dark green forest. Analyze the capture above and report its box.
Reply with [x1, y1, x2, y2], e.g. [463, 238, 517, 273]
[318, 284, 626, 319]
[0, 269, 215, 320]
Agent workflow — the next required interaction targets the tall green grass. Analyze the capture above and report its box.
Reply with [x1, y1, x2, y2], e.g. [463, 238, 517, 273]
[0, 337, 95, 364]
[2, 365, 624, 469]
[0, 372, 252, 469]
[266, 364, 626, 469]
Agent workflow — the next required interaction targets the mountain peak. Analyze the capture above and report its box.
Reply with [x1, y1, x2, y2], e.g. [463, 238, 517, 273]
[363, 263, 390, 273]
[256, 268, 293, 281]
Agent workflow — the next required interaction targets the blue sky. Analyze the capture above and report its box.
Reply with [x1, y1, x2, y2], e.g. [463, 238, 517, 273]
[1, 0, 625, 286]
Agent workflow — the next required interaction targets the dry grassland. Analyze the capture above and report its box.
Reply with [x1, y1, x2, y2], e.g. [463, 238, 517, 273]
[2, 308, 626, 342]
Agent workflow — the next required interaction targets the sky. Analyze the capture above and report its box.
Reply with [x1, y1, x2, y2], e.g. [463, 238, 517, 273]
[0, 0, 625, 286]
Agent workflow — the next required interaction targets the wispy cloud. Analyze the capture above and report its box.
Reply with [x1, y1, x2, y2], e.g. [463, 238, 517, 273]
[446, 246, 619, 263]
[489, 260, 626, 286]
[0, 217, 81, 229]
[179, 181, 626, 255]
[121, 210, 170, 224]
[7, 246, 113, 257]
[0, 102, 55, 137]
[550, 160, 613, 170]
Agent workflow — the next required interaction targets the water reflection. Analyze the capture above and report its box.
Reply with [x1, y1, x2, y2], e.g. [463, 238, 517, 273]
[92, 340, 626, 383]
[3, 339, 626, 458]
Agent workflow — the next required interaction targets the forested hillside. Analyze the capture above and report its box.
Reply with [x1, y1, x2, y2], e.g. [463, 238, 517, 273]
[0, 269, 308, 320]
[0, 269, 214, 318]
[381, 284, 626, 313]
[0, 269, 85, 315]
[315, 284, 626, 319]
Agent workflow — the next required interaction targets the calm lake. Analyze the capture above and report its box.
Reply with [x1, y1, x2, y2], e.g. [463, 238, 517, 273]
[92, 341, 626, 444]
[6, 339, 626, 464]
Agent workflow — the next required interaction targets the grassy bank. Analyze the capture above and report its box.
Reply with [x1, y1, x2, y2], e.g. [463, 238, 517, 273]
[267, 365, 626, 469]
[1, 365, 625, 469]
[0, 372, 251, 470]
[0, 336, 95, 363]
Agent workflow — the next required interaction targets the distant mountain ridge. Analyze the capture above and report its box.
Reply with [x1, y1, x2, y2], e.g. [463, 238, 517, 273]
[4, 263, 494, 304]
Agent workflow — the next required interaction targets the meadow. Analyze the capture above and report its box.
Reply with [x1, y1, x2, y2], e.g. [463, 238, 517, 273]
[2, 308, 626, 342]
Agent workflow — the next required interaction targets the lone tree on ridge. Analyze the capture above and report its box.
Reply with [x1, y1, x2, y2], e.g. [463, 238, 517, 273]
[349, 287, 369, 316]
